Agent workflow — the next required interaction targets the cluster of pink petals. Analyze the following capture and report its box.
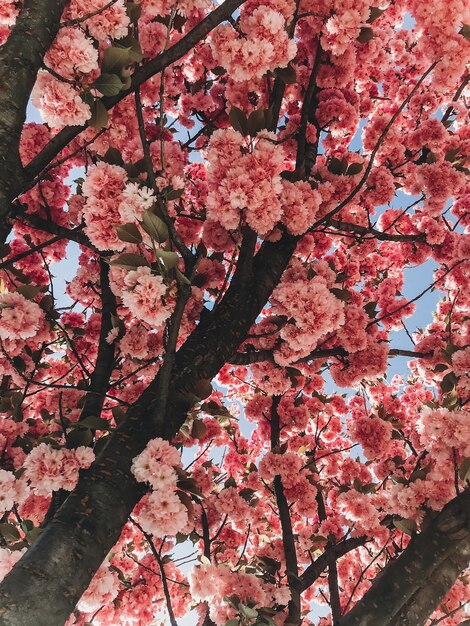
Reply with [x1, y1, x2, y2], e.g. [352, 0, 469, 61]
[272, 275, 345, 364]
[44, 27, 98, 80]
[22, 444, 95, 497]
[136, 489, 190, 538]
[120, 266, 172, 329]
[211, 5, 296, 82]
[31, 72, 91, 129]
[188, 562, 291, 625]
[206, 129, 285, 235]
[77, 564, 120, 613]
[0, 292, 44, 341]
[131, 437, 182, 490]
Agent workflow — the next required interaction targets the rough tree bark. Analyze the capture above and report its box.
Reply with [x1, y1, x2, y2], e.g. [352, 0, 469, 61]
[338, 488, 470, 626]
[0, 0, 68, 242]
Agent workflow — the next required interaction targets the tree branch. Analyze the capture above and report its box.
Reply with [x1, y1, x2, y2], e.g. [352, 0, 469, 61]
[298, 537, 367, 593]
[339, 488, 470, 626]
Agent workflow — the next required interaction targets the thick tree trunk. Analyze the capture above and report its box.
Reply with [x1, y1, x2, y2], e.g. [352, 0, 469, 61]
[390, 538, 470, 626]
[0, 233, 297, 626]
[0, 0, 68, 242]
[339, 488, 470, 626]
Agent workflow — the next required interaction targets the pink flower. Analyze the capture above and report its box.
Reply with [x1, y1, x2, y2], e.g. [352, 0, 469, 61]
[0, 469, 16, 513]
[136, 490, 189, 538]
[121, 266, 172, 329]
[77, 565, 120, 613]
[131, 437, 182, 490]
[0, 292, 44, 341]
[31, 72, 91, 128]
[45, 27, 98, 79]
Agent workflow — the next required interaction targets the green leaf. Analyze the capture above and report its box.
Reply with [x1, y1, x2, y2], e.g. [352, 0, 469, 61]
[109, 253, 150, 270]
[212, 66, 227, 76]
[440, 371, 457, 393]
[224, 620, 239, 626]
[20, 520, 34, 533]
[94, 73, 124, 97]
[175, 268, 191, 286]
[155, 249, 179, 270]
[166, 187, 185, 201]
[0, 523, 20, 542]
[328, 157, 344, 175]
[393, 518, 417, 535]
[141, 211, 168, 243]
[116, 36, 144, 63]
[459, 24, 470, 41]
[346, 162, 364, 175]
[444, 147, 461, 163]
[247, 108, 268, 135]
[239, 604, 258, 619]
[365, 301, 378, 317]
[102, 147, 124, 166]
[12, 356, 26, 373]
[331, 287, 352, 301]
[275, 64, 297, 84]
[229, 105, 248, 136]
[67, 427, 93, 448]
[459, 457, 470, 481]
[114, 223, 143, 244]
[89, 99, 109, 130]
[357, 27, 375, 43]
[25, 526, 42, 545]
[191, 419, 207, 439]
[112, 406, 126, 425]
[16, 285, 44, 300]
[125, 2, 142, 24]
[193, 379, 213, 400]
[176, 478, 203, 498]
[101, 46, 133, 73]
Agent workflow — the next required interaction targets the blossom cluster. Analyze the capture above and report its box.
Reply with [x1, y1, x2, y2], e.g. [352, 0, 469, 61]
[131, 438, 190, 538]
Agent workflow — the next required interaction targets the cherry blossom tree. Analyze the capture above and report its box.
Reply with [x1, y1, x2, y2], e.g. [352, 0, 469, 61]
[0, 1, 469, 625]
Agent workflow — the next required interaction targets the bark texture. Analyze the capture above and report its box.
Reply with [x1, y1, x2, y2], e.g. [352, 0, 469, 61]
[339, 488, 470, 626]
[0, 0, 68, 242]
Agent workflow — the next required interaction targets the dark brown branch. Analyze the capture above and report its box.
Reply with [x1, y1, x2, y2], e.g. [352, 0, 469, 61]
[0, 207, 298, 626]
[327, 219, 425, 243]
[60, 0, 119, 27]
[229, 347, 431, 366]
[298, 537, 367, 593]
[368, 260, 465, 328]
[271, 397, 301, 624]
[17, 212, 101, 251]
[0, 0, 68, 242]
[390, 538, 470, 626]
[130, 517, 178, 626]
[134, 87, 193, 269]
[339, 488, 470, 626]
[316, 491, 342, 625]
[0, 232, 65, 270]
[441, 74, 470, 125]
[295, 37, 322, 174]
[78, 260, 117, 422]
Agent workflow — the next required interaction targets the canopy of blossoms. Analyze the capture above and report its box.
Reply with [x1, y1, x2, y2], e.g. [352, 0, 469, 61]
[0, 0, 468, 625]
